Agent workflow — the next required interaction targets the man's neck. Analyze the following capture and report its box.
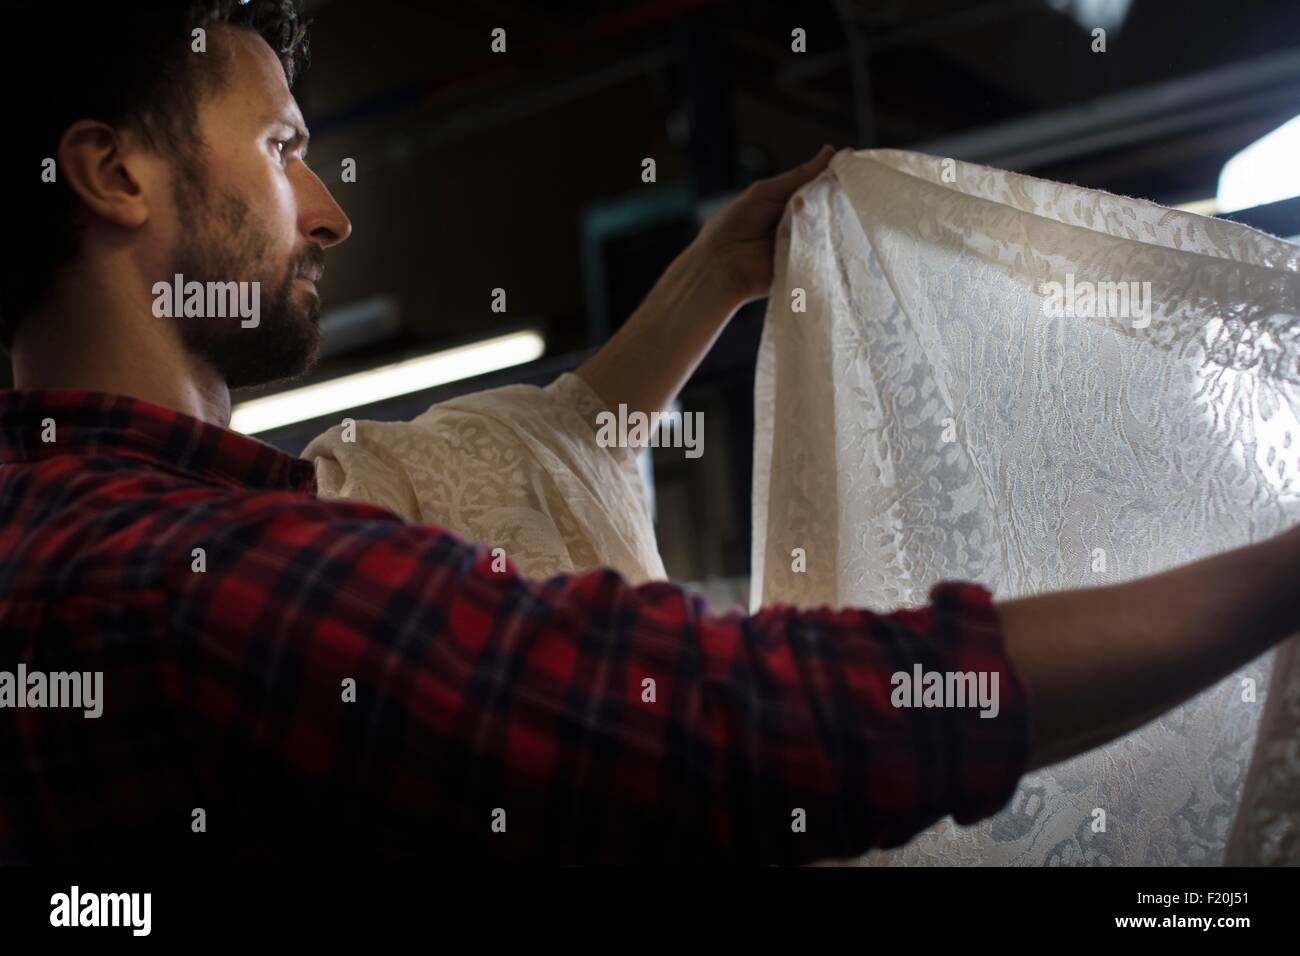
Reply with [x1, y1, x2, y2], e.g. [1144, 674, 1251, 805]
[9, 264, 232, 428]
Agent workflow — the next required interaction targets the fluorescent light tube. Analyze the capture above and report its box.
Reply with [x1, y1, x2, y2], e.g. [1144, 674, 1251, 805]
[1217, 114, 1300, 214]
[231, 329, 545, 435]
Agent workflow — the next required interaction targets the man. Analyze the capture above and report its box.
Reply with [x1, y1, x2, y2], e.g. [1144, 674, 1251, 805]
[1, 1, 1296, 864]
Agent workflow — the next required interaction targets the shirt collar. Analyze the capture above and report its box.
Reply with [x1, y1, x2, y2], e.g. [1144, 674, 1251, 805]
[0, 389, 317, 494]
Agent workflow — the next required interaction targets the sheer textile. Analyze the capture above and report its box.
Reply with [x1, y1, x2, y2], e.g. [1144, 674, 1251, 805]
[752, 149, 1300, 865]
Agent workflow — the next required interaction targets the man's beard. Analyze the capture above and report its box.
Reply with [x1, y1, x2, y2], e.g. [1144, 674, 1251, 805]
[169, 160, 323, 391]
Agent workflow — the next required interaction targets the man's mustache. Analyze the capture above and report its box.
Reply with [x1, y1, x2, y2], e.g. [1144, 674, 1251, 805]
[294, 246, 326, 283]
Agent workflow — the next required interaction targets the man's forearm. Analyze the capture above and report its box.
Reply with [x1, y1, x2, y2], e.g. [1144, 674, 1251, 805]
[574, 245, 741, 418]
[574, 147, 835, 418]
[998, 525, 1300, 770]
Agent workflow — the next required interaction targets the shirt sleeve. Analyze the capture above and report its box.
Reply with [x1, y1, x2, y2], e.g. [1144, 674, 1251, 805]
[160, 490, 1033, 864]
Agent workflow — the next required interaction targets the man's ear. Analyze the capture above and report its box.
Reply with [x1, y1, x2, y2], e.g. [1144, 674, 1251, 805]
[56, 120, 154, 230]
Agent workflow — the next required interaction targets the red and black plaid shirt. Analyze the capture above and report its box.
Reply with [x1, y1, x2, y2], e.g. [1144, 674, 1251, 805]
[0, 388, 1032, 864]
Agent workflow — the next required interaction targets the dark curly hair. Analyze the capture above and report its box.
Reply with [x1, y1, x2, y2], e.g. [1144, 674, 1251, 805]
[0, 1, 311, 353]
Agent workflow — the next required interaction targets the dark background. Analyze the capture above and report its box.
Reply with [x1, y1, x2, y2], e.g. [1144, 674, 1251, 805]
[19, 0, 1300, 582]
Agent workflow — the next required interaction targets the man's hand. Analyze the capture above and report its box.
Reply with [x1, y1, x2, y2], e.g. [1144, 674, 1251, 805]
[692, 144, 837, 309]
[574, 144, 839, 419]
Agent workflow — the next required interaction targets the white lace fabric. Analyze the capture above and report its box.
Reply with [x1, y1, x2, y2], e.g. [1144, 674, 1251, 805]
[753, 149, 1300, 865]
[305, 372, 665, 584]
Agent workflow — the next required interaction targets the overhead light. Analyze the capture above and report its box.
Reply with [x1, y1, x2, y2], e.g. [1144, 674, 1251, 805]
[1217, 114, 1300, 214]
[1172, 197, 1218, 216]
[230, 329, 545, 435]
[1044, 0, 1133, 32]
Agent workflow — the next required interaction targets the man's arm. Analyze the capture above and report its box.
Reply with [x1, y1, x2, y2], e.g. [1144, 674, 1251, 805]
[164, 490, 1300, 862]
[998, 523, 1300, 770]
[163, 490, 1029, 863]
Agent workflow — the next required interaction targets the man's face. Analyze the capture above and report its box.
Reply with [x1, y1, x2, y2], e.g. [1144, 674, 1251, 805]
[167, 25, 350, 390]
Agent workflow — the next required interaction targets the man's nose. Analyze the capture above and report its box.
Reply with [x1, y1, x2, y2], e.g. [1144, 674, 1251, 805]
[300, 171, 352, 247]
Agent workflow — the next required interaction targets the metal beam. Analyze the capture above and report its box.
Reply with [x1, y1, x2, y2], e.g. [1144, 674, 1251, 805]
[916, 47, 1300, 169]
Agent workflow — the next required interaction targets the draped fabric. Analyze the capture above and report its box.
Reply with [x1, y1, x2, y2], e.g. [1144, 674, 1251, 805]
[305, 372, 665, 584]
[752, 149, 1300, 865]
[304, 148, 1300, 864]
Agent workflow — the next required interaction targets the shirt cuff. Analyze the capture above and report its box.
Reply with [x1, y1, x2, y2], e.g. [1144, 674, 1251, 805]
[925, 580, 1035, 828]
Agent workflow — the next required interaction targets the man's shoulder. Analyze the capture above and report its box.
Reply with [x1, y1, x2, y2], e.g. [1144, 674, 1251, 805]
[1, 452, 419, 601]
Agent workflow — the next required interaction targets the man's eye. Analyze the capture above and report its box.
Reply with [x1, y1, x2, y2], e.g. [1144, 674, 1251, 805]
[271, 139, 289, 161]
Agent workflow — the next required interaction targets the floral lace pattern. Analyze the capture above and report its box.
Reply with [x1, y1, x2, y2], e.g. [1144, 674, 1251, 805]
[305, 373, 665, 585]
[752, 149, 1300, 866]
